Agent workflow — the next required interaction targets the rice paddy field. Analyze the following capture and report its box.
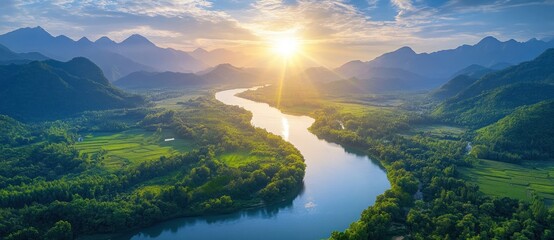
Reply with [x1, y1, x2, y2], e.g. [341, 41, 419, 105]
[75, 128, 194, 171]
[460, 159, 554, 205]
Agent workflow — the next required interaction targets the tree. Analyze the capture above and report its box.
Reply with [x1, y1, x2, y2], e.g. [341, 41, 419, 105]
[45, 220, 73, 240]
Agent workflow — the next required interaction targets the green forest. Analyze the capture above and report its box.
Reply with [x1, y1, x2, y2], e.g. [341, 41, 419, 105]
[0, 96, 304, 239]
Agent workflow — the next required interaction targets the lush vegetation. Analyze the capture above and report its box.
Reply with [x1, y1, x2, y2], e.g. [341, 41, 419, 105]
[460, 159, 554, 203]
[239, 65, 554, 239]
[74, 129, 194, 171]
[0, 57, 145, 121]
[308, 107, 554, 240]
[432, 48, 554, 163]
[473, 100, 554, 162]
[0, 96, 304, 239]
[434, 48, 554, 127]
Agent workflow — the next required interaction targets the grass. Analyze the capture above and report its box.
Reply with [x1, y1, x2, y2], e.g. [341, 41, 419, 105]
[75, 128, 194, 171]
[219, 151, 268, 168]
[154, 92, 207, 109]
[403, 124, 466, 139]
[460, 159, 554, 204]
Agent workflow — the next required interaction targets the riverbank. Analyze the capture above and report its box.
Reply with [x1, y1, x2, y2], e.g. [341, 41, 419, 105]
[112, 87, 389, 240]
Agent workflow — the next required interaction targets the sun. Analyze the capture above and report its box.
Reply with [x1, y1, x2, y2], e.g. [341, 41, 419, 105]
[272, 37, 300, 58]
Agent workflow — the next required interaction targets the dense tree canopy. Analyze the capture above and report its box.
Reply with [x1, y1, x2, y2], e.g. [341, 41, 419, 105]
[0, 96, 304, 239]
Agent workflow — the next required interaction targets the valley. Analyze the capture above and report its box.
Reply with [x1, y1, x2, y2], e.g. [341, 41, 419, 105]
[1, 7, 554, 239]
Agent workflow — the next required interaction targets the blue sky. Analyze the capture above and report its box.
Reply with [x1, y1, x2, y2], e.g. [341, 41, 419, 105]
[0, 0, 553, 66]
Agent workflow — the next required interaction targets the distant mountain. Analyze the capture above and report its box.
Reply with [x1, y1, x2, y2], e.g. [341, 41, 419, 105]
[114, 63, 263, 89]
[337, 36, 554, 91]
[431, 62, 515, 100]
[474, 100, 554, 161]
[318, 66, 435, 93]
[0, 26, 205, 80]
[0, 57, 145, 121]
[431, 65, 496, 100]
[0, 43, 48, 64]
[98, 34, 206, 74]
[433, 48, 554, 126]
[190, 48, 249, 67]
[297, 67, 344, 84]
[114, 71, 203, 89]
[201, 64, 260, 84]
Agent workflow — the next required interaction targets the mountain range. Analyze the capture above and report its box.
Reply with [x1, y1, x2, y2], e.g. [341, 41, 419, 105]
[114, 63, 264, 89]
[0, 57, 145, 121]
[424, 47, 554, 162]
[0, 27, 206, 81]
[337, 37, 554, 91]
[0, 43, 49, 64]
[190, 48, 252, 67]
[433, 48, 554, 127]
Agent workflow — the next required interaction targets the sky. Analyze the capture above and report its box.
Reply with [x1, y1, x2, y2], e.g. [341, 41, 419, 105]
[1, 0, 553, 67]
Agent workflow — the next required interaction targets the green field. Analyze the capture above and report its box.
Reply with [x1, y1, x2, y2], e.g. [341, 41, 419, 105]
[219, 151, 268, 168]
[154, 92, 206, 109]
[405, 124, 466, 139]
[75, 129, 194, 171]
[460, 159, 554, 204]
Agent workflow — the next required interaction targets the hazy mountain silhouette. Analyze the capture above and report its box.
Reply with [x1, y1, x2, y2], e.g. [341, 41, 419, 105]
[0, 43, 49, 64]
[115, 63, 263, 89]
[337, 36, 554, 91]
[201, 63, 260, 83]
[0, 57, 144, 121]
[97, 34, 206, 74]
[114, 71, 203, 89]
[0, 26, 205, 80]
[190, 48, 250, 67]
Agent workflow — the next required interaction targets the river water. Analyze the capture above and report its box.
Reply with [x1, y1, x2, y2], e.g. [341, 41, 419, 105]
[120, 87, 390, 240]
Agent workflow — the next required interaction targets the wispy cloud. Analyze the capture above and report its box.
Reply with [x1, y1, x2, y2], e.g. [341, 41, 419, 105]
[0, 0, 553, 66]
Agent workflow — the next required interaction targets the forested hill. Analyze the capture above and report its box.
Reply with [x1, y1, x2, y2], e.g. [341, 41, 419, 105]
[433, 48, 554, 126]
[0, 57, 145, 121]
[474, 100, 554, 162]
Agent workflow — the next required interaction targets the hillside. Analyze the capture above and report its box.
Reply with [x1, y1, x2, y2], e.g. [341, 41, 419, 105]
[0, 57, 145, 121]
[431, 64, 503, 100]
[114, 71, 203, 89]
[474, 100, 554, 161]
[434, 48, 554, 126]
[431, 75, 480, 100]
[0, 115, 31, 145]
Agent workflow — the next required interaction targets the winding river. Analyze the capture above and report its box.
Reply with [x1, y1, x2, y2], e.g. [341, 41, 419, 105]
[120, 88, 390, 240]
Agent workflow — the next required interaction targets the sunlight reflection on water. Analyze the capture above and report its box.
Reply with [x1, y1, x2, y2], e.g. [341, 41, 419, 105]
[281, 116, 289, 141]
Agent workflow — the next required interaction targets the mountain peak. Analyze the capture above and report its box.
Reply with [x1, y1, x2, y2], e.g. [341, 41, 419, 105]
[77, 37, 92, 43]
[477, 36, 501, 46]
[395, 46, 416, 54]
[396, 46, 415, 53]
[121, 34, 154, 46]
[193, 48, 209, 54]
[214, 63, 238, 70]
[95, 36, 115, 44]
[8, 26, 52, 38]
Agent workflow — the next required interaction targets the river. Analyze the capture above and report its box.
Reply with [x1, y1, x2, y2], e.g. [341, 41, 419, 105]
[119, 87, 390, 240]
